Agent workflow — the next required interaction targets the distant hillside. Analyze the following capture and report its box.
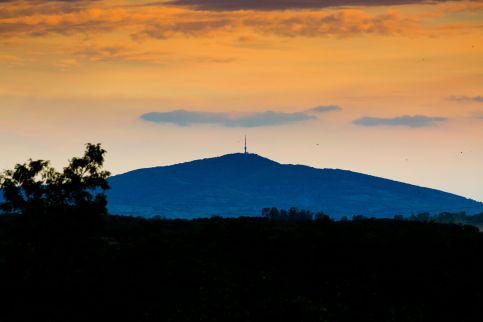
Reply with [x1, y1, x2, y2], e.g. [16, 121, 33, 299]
[107, 153, 483, 218]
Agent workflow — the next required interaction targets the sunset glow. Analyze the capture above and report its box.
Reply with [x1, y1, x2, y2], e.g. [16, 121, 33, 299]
[1, 0, 482, 200]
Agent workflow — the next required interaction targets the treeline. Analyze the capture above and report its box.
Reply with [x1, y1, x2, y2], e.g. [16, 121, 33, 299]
[1, 214, 482, 322]
[403, 211, 483, 226]
[262, 207, 483, 227]
[261, 207, 330, 222]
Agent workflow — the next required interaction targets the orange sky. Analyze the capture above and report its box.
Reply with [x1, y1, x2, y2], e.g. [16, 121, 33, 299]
[1, 0, 483, 201]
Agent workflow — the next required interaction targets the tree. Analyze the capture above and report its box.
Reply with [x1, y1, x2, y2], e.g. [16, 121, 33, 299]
[262, 207, 280, 220]
[352, 214, 366, 221]
[315, 212, 331, 222]
[0, 143, 110, 216]
[409, 212, 431, 223]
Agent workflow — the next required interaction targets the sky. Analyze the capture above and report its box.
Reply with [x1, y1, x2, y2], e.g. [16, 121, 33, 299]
[0, 0, 482, 201]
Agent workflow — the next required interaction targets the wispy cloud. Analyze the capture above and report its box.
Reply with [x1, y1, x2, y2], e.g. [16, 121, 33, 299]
[73, 45, 171, 64]
[165, 0, 460, 11]
[0, 0, 479, 41]
[140, 110, 316, 127]
[0, 1, 468, 40]
[308, 105, 341, 113]
[71, 44, 236, 65]
[133, 9, 423, 40]
[448, 95, 483, 103]
[353, 115, 448, 128]
[0, 0, 99, 20]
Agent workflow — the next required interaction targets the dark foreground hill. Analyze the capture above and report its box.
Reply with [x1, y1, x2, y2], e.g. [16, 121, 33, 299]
[107, 153, 483, 218]
[0, 215, 482, 322]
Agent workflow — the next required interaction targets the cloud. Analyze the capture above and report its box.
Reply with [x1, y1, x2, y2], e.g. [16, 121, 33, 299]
[0, 1, 130, 37]
[0, 1, 439, 40]
[71, 44, 236, 65]
[448, 95, 483, 103]
[140, 110, 316, 127]
[135, 18, 235, 40]
[0, 0, 478, 42]
[165, 0, 458, 11]
[0, 0, 98, 19]
[134, 9, 423, 40]
[353, 115, 448, 128]
[73, 45, 171, 63]
[308, 105, 341, 113]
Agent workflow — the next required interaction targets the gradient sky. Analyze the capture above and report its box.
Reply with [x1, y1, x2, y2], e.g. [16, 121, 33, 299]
[1, 0, 482, 201]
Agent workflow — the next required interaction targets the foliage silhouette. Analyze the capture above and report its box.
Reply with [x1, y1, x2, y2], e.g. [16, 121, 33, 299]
[262, 207, 483, 228]
[406, 211, 483, 228]
[262, 207, 331, 222]
[0, 214, 482, 322]
[0, 143, 110, 217]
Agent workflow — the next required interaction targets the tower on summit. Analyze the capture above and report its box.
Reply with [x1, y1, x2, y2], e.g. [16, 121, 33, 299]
[244, 135, 247, 154]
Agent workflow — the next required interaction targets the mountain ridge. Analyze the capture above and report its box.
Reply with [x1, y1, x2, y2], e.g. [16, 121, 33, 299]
[107, 153, 483, 218]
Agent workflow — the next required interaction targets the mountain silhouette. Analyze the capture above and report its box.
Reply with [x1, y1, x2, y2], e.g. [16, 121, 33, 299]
[107, 153, 483, 218]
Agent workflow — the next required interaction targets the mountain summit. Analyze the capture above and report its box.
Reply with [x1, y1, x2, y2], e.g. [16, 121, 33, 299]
[107, 153, 483, 218]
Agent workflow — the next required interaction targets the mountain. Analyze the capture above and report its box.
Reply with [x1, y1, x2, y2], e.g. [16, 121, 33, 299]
[107, 153, 483, 218]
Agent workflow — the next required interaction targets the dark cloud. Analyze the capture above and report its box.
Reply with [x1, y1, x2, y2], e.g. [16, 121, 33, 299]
[0, 0, 105, 34]
[0, 0, 96, 19]
[140, 110, 315, 127]
[448, 95, 483, 103]
[308, 105, 341, 113]
[165, 0, 455, 11]
[353, 115, 447, 128]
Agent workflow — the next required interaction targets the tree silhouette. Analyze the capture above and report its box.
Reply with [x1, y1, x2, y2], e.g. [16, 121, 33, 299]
[0, 143, 110, 216]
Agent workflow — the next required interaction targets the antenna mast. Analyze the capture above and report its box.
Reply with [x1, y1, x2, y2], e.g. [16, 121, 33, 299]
[244, 135, 247, 154]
